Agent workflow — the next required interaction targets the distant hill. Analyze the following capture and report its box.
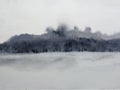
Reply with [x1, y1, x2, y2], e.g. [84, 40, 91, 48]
[0, 24, 120, 53]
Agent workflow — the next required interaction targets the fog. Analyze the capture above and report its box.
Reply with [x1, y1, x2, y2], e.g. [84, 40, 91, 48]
[0, 52, 120, 89]
[0, 0, 120, 43]
[7, 24, 120, 45]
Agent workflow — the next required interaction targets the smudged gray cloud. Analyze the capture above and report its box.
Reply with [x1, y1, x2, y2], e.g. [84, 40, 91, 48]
[0, 0, 120, 43]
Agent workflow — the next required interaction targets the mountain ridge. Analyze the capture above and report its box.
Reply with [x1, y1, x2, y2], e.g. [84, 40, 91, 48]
[0, 24, 120, 53]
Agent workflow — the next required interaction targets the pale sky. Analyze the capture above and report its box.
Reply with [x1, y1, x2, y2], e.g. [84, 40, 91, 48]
[0, 0, 120, 43]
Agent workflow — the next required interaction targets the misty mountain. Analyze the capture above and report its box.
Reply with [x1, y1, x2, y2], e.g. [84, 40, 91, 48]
[0, 24, 120, 53]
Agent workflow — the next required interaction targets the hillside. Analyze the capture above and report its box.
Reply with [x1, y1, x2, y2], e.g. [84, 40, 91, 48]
[0, 25, 120, 53]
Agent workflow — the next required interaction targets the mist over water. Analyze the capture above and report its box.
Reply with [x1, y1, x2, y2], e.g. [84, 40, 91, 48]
[0, 52, 120, 89]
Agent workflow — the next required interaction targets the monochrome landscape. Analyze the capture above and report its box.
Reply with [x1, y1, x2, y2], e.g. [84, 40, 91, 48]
[0, 0, 120, 89]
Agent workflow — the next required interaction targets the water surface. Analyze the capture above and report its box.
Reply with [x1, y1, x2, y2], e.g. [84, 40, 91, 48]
[0, 52, 120, 90]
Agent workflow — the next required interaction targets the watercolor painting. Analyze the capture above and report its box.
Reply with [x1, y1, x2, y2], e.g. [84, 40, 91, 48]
[0, 0, 120, 90]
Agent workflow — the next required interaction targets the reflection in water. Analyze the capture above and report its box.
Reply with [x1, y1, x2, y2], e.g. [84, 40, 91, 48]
[0, 53, 77, 70]
[0, 52, 120, 89]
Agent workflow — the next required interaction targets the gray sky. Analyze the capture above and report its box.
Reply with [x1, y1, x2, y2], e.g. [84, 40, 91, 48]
[0, 0, 120, 43]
